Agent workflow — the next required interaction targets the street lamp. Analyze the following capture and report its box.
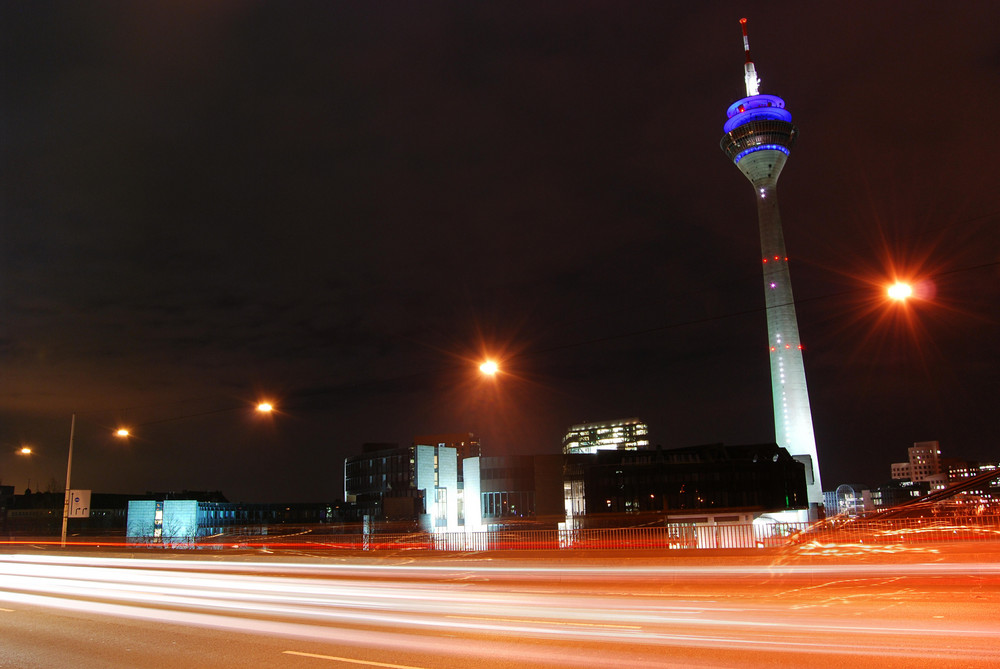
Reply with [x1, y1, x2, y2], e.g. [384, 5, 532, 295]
[18, 446, 32, 456]
[256, 402, 274, 413]
[479, 360, 499, 376]
[60, 416, 131, 546]
[888, 282, 913, 301]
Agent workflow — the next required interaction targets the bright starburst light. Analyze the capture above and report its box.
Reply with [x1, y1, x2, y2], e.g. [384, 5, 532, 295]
[888, 282, 913, 300]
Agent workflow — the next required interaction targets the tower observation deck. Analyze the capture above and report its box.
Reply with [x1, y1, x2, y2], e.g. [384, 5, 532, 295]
[720, 18, 823, 518]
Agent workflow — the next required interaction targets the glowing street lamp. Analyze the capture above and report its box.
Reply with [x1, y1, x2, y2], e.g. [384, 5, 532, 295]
[62, 418, 129, 546]
[18, 446, 32, 455]
[888, 282, 913, 301]
[479, 360, 499, 376]
[256, 402, 274, 413]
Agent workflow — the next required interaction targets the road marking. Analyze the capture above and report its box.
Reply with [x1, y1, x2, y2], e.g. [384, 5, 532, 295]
[282, 651, 426, 668]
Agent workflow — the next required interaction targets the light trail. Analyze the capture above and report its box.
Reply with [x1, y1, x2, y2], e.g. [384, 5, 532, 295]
[0, 554, 997, 666]
[282, 651, 427, 668]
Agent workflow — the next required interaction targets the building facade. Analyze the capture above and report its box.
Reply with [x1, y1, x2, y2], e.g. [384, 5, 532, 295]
[562, 418, 650, 454]
[346, 438, 809, 534]
[891, 440, 945, 484]
[828, 483, 874, 517]
[463, 454, 564, 530]
[563, 443, 807, 528]
[344, 442, 462, 531]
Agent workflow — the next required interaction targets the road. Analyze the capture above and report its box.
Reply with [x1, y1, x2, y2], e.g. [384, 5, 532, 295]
[1, 543, 998, 668]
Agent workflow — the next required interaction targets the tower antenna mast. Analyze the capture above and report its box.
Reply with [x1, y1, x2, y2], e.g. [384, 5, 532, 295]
[740, 17, 760, 96]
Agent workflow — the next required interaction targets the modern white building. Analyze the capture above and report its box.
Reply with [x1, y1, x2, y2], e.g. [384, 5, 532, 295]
[344, 442, 462, 532]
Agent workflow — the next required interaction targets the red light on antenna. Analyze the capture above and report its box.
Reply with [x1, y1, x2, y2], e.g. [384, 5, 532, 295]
[740, 18, 747, 24]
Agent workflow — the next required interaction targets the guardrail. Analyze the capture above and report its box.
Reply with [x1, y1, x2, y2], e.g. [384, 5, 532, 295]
[8, 515, 1000, 551]
[214, 515, 1000, 550]
[792, 515, 1000, 546]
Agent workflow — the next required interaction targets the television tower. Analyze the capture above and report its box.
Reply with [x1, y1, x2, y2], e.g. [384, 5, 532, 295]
[720, 18, 823, 518]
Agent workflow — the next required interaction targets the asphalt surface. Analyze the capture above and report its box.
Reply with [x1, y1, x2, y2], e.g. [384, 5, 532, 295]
[1, 543, 998, 668]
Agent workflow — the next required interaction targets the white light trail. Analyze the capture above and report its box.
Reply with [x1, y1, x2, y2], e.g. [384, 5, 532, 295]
[0, 554, 997, 666]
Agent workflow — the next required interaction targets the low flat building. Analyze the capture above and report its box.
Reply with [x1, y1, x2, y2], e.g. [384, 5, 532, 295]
[563, 443, 807, 528]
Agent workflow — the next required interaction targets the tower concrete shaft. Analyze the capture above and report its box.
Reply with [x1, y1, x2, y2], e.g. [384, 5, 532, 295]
[720, 21, 823, 515]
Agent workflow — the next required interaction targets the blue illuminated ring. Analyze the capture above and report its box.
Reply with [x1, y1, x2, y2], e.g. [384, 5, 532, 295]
[733, 144, 790, 164]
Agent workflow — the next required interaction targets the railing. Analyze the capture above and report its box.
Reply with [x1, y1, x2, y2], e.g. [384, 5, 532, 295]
[8, 515, 1000, 551]
[195, 521, 815, 551]
[215, 515, 1000, 551]
[791, 514, 1000, 546]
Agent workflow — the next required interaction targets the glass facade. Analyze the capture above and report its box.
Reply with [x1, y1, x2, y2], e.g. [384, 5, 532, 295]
[562, 418, 649, 455]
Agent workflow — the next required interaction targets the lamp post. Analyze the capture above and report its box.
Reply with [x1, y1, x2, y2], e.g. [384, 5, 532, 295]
[60, 413, 76, 547]
[60, 414, 130, 547]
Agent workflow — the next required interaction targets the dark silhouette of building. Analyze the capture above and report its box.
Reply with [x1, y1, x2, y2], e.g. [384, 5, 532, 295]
[565, 443, 807, 528]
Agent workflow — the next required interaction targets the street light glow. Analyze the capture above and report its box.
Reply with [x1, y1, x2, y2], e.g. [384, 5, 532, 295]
[479, 360, 498, 376]
[115, 428, 130, 438]
[18, 446, 32, 455]
[256, 402, 273, 413]
[888, 282, 913, 300]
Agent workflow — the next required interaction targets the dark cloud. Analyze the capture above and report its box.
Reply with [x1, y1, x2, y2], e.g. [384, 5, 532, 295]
[2, 2, 998, 502]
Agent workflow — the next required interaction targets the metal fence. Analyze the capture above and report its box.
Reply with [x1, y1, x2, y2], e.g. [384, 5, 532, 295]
[213, 515, 1000, 551]
[210, 521, 815, 551]
[16, 515, 999, 551]
[792, 514, 1000, 546]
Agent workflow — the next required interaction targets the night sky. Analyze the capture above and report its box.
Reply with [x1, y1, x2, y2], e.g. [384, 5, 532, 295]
[2, 2, 998, 503]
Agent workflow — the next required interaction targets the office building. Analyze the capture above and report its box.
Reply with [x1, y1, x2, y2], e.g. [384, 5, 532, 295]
[562, 418, 649, 454]
[344, 441, 461, 531]
[563, 443, 807, 528]
[891, 440, 944, 483]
